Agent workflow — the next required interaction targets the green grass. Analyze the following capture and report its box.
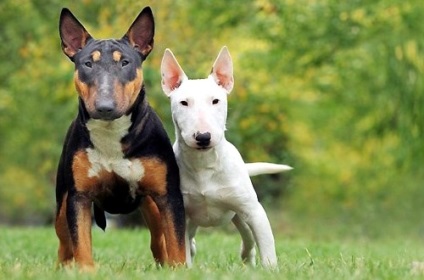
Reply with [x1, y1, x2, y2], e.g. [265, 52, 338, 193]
[1, 226, 424, 279]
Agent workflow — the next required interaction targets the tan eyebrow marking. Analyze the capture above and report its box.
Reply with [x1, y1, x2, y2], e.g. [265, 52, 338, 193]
[113, 51, 122, 62]
[91, 50, 101, 62]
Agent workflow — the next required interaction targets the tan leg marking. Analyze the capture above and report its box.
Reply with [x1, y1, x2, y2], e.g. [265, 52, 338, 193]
[55, 192, 74, 267]
[139, 157, 167, 195]
[139, 157, 186, 266]
[73, 198, 95, 269]
[141, 196, 168, 265]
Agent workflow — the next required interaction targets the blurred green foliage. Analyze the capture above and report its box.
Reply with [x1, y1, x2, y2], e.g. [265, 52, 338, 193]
[0, 0, 423, 235]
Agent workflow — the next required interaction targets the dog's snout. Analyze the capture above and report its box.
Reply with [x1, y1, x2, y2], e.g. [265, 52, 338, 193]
[96, 100, 115, 114]
[195, 132, 211, 148]
[96, 103, 114, 113]
[94, 99, 118, 120]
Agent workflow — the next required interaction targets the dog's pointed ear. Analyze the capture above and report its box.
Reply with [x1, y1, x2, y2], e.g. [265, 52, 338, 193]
[210, 46, 234, 94]
[59, 8, 93, 60]
[161, 49, 187, 96]
[122, 7, 155, 60]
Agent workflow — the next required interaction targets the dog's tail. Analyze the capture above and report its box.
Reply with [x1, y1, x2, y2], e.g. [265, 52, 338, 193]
[246, 162, 293, 177]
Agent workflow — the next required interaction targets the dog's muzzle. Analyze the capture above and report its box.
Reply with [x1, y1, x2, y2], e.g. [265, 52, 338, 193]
[194, 132, 211, 149]
[91, 98, 121, 120]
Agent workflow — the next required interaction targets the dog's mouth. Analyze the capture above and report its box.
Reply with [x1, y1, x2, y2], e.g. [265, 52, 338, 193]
[196, 146, 212, 151]
[91, 115, 121, 121]
[182, 140, 213, 151]
[89, 109, 124, 121]
[183, 141, 213, 151]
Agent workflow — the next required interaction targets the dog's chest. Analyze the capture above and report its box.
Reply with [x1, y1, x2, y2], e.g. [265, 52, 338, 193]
[85, 116, 144, 195]
[181, 175, 236, 227]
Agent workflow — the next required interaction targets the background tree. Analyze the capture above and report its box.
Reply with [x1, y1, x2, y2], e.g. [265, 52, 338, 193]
[0, 0, 422, 237]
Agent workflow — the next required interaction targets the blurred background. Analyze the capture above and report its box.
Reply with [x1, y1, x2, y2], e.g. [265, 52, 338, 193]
[0, 0, 423, 239]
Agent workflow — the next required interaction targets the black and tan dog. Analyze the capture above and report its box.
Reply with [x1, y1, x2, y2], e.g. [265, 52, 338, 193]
[55, 7, 185, 270]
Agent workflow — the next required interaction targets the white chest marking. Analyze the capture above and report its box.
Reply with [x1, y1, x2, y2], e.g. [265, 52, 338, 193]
[86, 115, 144, 197]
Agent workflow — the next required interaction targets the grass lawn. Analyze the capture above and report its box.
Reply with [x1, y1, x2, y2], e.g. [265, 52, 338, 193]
[1, 226, 424, 279]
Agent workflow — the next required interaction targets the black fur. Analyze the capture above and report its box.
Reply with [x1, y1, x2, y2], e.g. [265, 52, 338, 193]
[55, 6, 186, 267]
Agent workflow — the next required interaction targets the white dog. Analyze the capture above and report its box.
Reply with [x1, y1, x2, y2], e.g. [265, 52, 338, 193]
[161, 46, 292, 268]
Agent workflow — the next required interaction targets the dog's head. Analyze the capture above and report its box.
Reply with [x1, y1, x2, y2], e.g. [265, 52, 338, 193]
[59, 7, 154, 120]
[161, 47, 234, 150]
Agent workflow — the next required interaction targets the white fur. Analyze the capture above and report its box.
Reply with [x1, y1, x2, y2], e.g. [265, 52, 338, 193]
[86, 115, 144, 197]
[246, 162, 293, 177]
[161, 47, 290, 268]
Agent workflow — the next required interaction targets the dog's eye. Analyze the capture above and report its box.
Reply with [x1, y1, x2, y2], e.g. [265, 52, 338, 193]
[121, 60, 129, 67]
[180, 101, 188, 106]
[212, 99, 219, 105]
[84, 61, 92, 68]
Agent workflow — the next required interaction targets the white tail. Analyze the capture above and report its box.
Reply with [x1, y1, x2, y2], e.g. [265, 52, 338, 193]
[246, 162, 293, 177]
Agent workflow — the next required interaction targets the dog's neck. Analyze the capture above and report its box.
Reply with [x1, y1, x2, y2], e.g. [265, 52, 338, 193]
[86, 115, 132, 157]
[175, 138, 224, 172]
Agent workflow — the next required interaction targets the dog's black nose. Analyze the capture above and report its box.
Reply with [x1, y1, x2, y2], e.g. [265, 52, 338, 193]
[195, 132, 211, 147]
[96, 104, 114, 114]
[94, 99, 118, 120]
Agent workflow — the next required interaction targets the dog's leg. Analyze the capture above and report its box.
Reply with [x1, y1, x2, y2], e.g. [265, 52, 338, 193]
[241, 202, 277, 268]
[141, 195, 168, 265]
[184, 220, 197, 267]
[67, 193, 95, 270]
[157, 193, 186, 266]
[142, 194, 186, 266]
[232, 214, 256, 266]
[187, 221, 198, 260]
[55, 192, 74, 267]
